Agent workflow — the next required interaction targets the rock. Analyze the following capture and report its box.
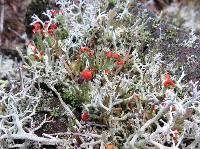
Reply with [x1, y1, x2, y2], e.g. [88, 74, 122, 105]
[128, 1, 200, 82]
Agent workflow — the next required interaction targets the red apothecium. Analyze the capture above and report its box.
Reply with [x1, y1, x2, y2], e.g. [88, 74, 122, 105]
[163, 72, 175, 88]
[50, 24, 58, 29]
[105, 69, 111, 75]
[50, 10, 59, 16]
[112, 53, 120, 59]
[80, 47, 90, 53]
[117, 60, 124, 65]
[32, 23, 41, 33]
[80, 70, 93, 80]
[48, 29, 54, 34]
[171, 128, 179, 140]
[89, 51, 94, 57]
[33, 23, 41, 30]
[34, 55, 40, 61]
[106, 51, 112, 58]
[81, 112, 90, 122]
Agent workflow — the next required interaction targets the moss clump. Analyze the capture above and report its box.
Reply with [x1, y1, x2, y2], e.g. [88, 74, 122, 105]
[62, 92, 81, 108]
[55, 27, 69, 40]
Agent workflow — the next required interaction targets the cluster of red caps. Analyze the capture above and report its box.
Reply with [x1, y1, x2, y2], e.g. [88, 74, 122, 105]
[80, 47, 125, 81]
[163, 72, 176, 88]
[32, 23, 58, 34]
[80, 47, 94, 58]
[105, 51, 124, 65]
[32, 8, 62, 34]
[50, 10, 63, 16]
[31, 23, 58, 61]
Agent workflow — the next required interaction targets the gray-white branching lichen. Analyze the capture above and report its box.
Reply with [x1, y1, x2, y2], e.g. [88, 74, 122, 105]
[0, 0, 200, 148]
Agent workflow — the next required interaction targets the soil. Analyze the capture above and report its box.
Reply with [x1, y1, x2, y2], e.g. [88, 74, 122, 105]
[29, 96, 69, 149]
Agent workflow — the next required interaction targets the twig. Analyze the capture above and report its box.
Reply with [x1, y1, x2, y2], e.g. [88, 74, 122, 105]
[0, 0, 4, 46]
[15, 47, 30, 67]
[32, 114, 52, 132]
[7, 27, 26, 41]
[81, 140, 102, 148]
[18, 63, 24, 90]
[129, 102, 173, 147]
[0, 133, 63, 144]
[48, 132, 101, 138]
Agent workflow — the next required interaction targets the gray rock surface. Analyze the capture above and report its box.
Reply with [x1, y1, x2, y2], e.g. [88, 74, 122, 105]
[129, 2, 200, 82]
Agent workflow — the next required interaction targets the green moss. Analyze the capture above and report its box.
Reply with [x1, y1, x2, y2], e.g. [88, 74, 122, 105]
[55, 27, 69, 40]
[62, 92, 81, 107]
[138, 25, 154, 44]
[33, 33, 46, 51]
[108, 0, 117, 9]
[50, 107, 61, 118]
